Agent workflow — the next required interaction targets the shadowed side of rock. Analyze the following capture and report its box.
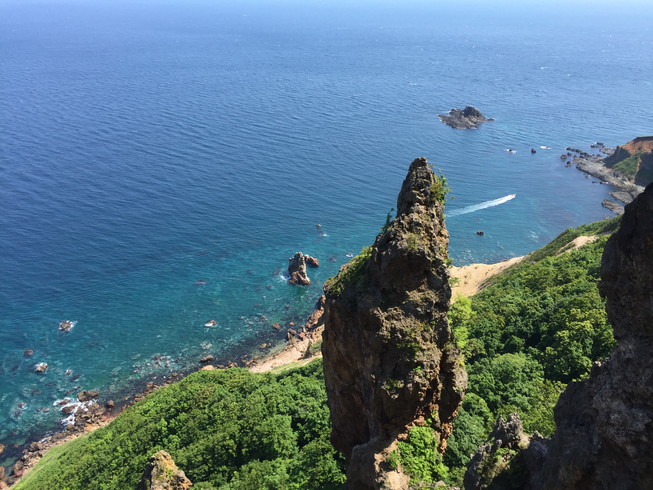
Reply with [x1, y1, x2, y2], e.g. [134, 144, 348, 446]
[322, 157, 466, 488]
[524, 182, 653, 490]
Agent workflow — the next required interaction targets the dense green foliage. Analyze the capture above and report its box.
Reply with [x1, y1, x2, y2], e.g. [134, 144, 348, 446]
[16, 361, 345, 490]
[440, 225, 616, 483]
[389, 425, 449, 484]
[430, 174, 450, 205]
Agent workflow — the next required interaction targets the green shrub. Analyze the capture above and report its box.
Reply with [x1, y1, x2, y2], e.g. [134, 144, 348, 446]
[16, 360, 345, 490]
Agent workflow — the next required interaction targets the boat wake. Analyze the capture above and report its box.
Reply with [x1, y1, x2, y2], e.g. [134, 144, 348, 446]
[447, 194, 516, 217]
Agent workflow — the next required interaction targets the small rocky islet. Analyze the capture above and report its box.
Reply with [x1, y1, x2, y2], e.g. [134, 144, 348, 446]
[438, 105, 494, 129]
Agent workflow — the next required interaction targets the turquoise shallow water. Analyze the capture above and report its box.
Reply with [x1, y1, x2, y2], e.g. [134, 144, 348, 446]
[1, 0, 652, 457]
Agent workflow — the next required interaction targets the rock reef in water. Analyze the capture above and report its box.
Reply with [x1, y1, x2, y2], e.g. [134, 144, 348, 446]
[570, 137, 653, 213]
[287, 252, 315, 285]
[438, 106, 493, 129]
[322, 157, 467, 488]
[137, 450, 192, 490]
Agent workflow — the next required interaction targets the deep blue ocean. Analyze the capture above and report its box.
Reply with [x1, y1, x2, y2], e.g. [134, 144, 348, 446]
[1, 0, 652, 459]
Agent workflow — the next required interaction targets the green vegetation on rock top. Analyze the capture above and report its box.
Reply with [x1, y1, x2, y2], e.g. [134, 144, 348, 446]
[612, 151, 643, 181]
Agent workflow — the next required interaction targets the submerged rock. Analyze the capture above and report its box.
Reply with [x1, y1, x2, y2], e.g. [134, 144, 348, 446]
[34, 363, 48, 374]
[322, 157, 466, 488]
[438, 106, 493, 129]
[137, 450, 192, 490]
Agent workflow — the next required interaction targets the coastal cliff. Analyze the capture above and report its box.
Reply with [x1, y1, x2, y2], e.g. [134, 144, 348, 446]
[527, 182, 653, 489]
[322, 158, 467, 488]
[603, 136, 653, 186]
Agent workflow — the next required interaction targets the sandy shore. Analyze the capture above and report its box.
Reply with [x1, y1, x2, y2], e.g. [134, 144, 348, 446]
[450, 256, 524, 298]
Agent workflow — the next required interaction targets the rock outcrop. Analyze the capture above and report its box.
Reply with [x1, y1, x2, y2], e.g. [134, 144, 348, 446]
[438, 106, 493, 129]
[137, 450, 192, 490]
[603, 136, 653, 186]
[288, 252, 312, 285]
[522, 182, 653, 490]
[464, 414, 531, 490]
[322, 157, 467, 488]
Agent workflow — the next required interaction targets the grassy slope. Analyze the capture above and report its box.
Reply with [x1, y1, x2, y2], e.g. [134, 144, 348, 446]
[15, 361, 345, 490]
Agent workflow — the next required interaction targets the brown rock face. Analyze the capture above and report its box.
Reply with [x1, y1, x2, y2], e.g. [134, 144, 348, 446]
[526, 183, 653, 490]
[77, 390, 100, 402]
[288, 252, 311, 285]
[322, 158, 466, 488]
[137, 450, 192, 490]
[604, 136, 653, 186]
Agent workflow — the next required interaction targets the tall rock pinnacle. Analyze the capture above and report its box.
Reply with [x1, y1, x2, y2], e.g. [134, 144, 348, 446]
[322, 157, 466, 488]
[525, 182, 653, 489]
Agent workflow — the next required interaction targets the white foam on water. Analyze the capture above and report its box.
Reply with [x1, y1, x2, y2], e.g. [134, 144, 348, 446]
[447, 194, 516, 217]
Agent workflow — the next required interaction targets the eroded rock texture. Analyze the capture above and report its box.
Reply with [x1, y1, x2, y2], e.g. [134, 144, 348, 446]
[288, 252, 311, 285]
[322, 157, 466, 488]
[526, 182, 653, 490]
[137, 450, 192, 490]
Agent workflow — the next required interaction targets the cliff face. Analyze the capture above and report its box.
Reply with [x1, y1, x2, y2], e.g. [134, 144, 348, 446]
[603, 136, 653, 186]
[322, 158, 466, 488]
[528, 182, 653, 489]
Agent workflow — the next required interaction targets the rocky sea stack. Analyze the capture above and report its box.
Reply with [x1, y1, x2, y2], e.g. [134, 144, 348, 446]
[322, 157, 467, 488]
[288, 251, 318, 285]
[438, 106, 493, 129]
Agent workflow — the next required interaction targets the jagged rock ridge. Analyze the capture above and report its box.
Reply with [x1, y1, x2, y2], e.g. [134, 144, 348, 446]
[322, 157, 467, 488]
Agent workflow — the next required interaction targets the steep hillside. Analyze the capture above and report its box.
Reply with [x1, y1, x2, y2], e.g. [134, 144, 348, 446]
[446, 219, 617, 485]
[13, 362, 345, 490]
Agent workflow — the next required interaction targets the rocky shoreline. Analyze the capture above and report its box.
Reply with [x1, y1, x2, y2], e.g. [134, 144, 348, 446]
[561, 144, 644, 214]
[1, 296, 326, 488]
